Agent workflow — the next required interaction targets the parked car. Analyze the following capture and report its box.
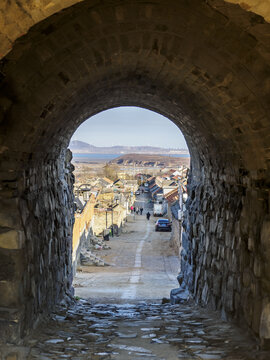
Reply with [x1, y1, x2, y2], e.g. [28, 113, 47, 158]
[155, 218, 172, 232]
[135, 190, 140, 195]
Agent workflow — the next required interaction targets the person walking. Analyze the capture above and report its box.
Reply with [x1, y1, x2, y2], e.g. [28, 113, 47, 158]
[140, 207, 143, 215]
[146, 212, 150, 220]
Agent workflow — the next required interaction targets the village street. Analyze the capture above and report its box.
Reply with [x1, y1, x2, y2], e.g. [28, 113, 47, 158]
[73, 191, 179, 301]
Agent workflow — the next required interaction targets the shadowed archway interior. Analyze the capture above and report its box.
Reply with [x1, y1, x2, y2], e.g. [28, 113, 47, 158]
[0, 0, 270, 343]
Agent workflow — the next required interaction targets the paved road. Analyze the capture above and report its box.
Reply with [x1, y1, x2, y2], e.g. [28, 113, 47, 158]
[134, 190, 153, 214]
[74, 192, 179, 301]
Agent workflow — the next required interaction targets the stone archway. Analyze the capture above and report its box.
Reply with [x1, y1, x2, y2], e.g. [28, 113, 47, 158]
[0, 0, 270, 343]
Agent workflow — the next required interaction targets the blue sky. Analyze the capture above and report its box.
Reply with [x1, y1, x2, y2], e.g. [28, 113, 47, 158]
[71, 106, 187, 149]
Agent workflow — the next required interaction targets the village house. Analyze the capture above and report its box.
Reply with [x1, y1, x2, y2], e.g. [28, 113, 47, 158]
[97, 177, 114, 188]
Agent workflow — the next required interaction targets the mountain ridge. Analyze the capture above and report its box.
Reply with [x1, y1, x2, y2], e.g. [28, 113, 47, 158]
[69, 140, 188, 154]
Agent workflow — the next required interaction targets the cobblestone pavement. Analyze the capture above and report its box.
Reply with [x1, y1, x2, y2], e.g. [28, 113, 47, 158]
[2, 194, 270, 359]
[2, 300, 270, 359]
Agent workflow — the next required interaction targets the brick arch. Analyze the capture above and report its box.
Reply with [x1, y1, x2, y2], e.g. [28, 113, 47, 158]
[1, 1, 270, 168]
[0, 0, 270, 342]
[1, 0, 270, 59]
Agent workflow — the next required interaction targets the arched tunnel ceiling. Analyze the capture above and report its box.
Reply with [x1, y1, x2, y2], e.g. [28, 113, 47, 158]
[0, 0, 269, 175]
[0, 0, 270, 59]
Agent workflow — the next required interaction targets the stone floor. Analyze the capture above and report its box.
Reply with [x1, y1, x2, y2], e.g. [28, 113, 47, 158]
[2, 195, 270, 359]
[2, 299, 269, 359]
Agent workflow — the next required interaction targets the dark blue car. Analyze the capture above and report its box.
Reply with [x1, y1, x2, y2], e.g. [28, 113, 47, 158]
[155, 219, 172, 232]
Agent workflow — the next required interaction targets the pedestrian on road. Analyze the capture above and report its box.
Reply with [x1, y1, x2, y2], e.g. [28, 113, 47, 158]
[136, 209, 139, 215]
[146, 212, 150, 220]
[130, 205, 134, 213]
[140, 207, 143, 215]
[134, 206, 136, 213]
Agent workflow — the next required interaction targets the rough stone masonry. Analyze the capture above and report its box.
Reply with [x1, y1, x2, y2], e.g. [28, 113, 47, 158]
[0, 0, 270, 344]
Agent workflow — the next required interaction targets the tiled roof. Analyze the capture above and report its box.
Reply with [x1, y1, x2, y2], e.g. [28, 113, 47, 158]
[146, 176, 155, 183]
[165, 188, 179, 203]
[152, 187, 162, 195]
[150, 185, 159, 192]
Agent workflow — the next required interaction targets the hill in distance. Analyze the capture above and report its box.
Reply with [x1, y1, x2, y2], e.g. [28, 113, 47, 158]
[109, 153, 190, 167]
[69, 140, 189, 155]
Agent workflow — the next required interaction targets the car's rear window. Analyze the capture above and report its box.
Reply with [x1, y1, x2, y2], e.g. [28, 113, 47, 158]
[158, 220, 169, 223]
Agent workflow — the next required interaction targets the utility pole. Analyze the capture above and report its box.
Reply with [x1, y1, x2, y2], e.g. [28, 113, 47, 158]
[111, 208, 114, 237]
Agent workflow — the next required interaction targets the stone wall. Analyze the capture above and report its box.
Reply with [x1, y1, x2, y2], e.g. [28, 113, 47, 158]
[0, 150, 75, 342]
[181, 164, 270, 339]
[92, 205, 128, 236]
[72, 194, 96, 272]
[1, 0, 270, 60]
[167, 206, 181, 258]
[0, 0, 270, 344]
